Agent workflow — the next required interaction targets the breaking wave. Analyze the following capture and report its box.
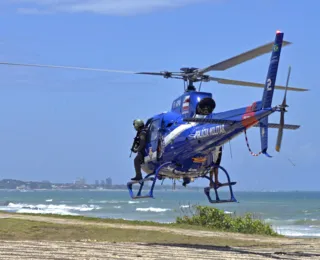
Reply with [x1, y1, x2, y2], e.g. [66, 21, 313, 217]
[293, 219, 320, 226]
[264, 218, 320, 237]
[87, 199, 147, 204]
[0, 202, 101, 216]
[276, 225, 320, 237]
[136, 207, 171, 212]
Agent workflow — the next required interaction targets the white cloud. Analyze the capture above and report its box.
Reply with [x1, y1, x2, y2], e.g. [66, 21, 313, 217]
[17, 7, 53, 14]
[4, 0, 211, 15]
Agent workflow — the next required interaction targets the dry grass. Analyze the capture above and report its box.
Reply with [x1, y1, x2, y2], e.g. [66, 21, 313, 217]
[0, 218, 270, 247]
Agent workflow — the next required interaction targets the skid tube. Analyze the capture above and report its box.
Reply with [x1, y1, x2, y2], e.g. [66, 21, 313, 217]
[203, 164, 238, 204]
[127, 162, 172, 199]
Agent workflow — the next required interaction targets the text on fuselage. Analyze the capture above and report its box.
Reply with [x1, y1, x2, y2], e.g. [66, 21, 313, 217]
[193, 125, 226, 139]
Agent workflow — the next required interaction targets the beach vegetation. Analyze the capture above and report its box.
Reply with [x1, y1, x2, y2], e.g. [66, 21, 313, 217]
[176, 206, 278, 236]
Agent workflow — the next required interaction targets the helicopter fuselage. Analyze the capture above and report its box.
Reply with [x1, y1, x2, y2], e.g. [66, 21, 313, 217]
[140, 94, 274, 179]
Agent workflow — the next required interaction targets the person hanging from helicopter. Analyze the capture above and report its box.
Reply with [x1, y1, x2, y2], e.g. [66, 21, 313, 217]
[130, 119, 148, 181]
[182, 146, 223, 188]
[208, 146, 223, 188]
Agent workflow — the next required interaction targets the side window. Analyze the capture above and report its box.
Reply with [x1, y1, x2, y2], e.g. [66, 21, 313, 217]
[145, 118, 152, 128]
[148, 119, 160, 142]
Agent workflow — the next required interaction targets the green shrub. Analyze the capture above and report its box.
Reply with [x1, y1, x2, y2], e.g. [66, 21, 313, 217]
[176, 206, 278, 236]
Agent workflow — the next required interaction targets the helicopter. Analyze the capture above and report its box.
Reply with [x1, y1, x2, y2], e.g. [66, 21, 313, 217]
[0, 30, 308, 203]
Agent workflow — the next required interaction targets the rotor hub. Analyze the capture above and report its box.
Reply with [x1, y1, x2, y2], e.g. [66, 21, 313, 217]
[180, 67, 199, 74]
[160, 71, 172, 78]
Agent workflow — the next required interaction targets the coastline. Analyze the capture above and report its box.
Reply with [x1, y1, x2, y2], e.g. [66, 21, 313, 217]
[0, 212, 319, 259]
[1, 189, 320, 239]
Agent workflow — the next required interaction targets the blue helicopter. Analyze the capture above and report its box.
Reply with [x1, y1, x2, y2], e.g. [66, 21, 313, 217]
[0, 31, 308, 203]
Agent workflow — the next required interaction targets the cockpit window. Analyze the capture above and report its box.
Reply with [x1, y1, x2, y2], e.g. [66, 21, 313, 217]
[145, 118, 152, 128]
[148, 119, 161, 142]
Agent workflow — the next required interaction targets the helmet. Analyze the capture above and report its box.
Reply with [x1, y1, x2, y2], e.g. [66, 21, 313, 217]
[133, 119, 144, 131]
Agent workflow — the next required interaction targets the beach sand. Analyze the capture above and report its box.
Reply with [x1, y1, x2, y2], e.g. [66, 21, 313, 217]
[0, 213, 319, 259]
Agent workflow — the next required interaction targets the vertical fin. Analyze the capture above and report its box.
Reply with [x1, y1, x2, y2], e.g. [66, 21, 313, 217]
[261, 31, 285, 109]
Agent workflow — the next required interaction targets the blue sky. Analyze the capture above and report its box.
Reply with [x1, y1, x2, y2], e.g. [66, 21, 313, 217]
[0, 0, 318, 191]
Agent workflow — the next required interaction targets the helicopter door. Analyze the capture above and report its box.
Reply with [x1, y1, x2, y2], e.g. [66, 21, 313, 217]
[147, 119, 162, 161]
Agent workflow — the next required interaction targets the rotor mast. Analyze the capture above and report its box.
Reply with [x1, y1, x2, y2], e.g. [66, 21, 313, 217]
[181, 67, 197, 92]
[180, 67, 210, 92]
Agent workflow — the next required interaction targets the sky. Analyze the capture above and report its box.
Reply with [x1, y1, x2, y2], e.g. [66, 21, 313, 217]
[0, 0, 318, 191]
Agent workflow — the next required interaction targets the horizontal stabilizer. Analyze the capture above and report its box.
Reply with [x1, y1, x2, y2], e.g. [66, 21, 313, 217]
[253, 123, 300, 130]
[184, 117, 300, 130]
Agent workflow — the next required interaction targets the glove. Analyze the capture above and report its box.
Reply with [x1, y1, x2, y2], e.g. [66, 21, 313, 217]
[131, 145, 138, 153]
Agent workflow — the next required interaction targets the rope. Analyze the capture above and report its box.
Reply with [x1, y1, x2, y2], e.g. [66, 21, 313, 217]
[244, 129, 262, 156]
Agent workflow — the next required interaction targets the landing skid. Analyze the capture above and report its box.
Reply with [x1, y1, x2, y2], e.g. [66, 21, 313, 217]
[127, 162, 172, 199]
[203, 164, 238, 204]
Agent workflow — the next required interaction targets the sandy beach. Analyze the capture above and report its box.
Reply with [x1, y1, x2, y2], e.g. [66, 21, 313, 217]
[0, 212, 319, 259]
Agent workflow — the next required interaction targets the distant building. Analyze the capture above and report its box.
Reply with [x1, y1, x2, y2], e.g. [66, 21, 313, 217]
[106, 177, 112, 186]
[75, 177, 86, 185]
[95, 180, 99, 186]
[100, 180, 105, 186]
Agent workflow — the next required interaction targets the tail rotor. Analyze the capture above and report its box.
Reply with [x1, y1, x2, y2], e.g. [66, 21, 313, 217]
[275, 66, 291, 152]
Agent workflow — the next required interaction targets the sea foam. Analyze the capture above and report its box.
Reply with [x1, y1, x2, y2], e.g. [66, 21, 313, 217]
[136, 207, 171, 212]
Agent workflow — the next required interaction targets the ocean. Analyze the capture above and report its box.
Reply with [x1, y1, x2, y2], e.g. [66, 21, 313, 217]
[0, 189, 319, 238]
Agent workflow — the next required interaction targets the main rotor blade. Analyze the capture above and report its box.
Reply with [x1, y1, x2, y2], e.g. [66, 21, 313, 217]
[136, 72, 168, 76]
[0, 62, 185, 80]
[197, 41, 292, 73]
[209, 77, 308, 92]
[0, 62, 136, 74]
